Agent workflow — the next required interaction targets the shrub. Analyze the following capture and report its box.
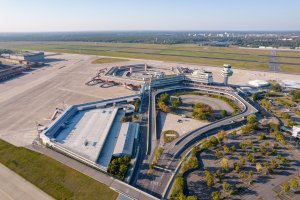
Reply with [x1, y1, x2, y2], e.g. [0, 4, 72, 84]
[163, 130, 179, 143]
[211, 191, 221, 200]
[258, 134, 267, 140]
[290, 178, 299, 188]
[281, 182, 290, 193]
[171, 98, 181, 109]
[220, 110, 228, 118]
[256, 163, 263, 173]
[192, 102, 213, 120]
[220, 157, 229, 171]
[204, 170, 214, 187]
[222, 181, 231, 192]
[223, 145, 230, 154]
[247, 115, 257, 124]
[171, 174, 185, 198]
[231, 145, 236, 152]
[107, 156, 131, 180]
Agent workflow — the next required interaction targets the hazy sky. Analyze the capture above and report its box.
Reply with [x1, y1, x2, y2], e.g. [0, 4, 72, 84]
[0, 0, 299, 32]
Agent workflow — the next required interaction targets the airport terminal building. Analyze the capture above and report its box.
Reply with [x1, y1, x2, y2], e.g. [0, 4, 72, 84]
[40, 95, 140, 171]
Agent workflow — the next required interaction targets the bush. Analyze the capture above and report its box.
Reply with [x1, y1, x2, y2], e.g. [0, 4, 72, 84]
[159, 93, 169, 103]
[171, 174, 185, 198]
[108, 156, 131, 180]
[163, 130, 179, 143]
[171, 98, 181, 109]
[211, 191, 221, 200]
[158, 101, 169, 113]
[270, 83, 282, 92]
[204, 170, 214, 187]
[290, 178, 299, 188]
[281, 182, 290, 193]
[258, 134, 267, 140]
[133, 99, 141, 112]
[271, 131, 287, 145]
[192, 102, 213, 120]
[290, 90, 300, 102]
[220, 157, 229, 171]
[222, 181, 231, 192]
[220, 110, 228, 118]
[223, 145, 230, 154]
[247, 115, 257, 124]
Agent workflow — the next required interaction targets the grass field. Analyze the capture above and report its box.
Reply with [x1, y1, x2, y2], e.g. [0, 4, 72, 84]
[280, 64, 300, 73]
[92, 57, 129, 64]
[0, 139, 118, 200]
[1, 41, 300, 72]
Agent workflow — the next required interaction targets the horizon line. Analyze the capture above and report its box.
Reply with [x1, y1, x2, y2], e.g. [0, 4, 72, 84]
[1, 30, 300, 34]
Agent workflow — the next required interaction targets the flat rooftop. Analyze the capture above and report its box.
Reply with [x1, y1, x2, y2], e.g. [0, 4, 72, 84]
[54, 107, 118, 163]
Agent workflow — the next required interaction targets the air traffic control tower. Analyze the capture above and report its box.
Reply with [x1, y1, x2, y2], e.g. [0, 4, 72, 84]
[221, 64, 233, 85]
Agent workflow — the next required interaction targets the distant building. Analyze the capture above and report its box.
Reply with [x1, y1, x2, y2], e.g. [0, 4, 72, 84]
[248, 80, 270, 88]
[188, 69, 213, 84]
[9, 51, 44, 62]
[280, 80, 300, 89]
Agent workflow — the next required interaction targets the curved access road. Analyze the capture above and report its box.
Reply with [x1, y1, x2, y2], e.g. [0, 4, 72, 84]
[140, 84, 258, 199]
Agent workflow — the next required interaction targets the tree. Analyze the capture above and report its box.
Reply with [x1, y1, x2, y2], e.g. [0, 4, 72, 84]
[290, 178, 299, 188]
[204, 170, 214, 187]
[281, 182, 290, 193]
[270, 83, 282, 92]
[223, 181, 231, 192]
[158, 101, 169, 113]
[247, 115, 257, 124]
[220, 110, 228, 118]
[258, 134, 267, 140]
[220, 157, 229, 171]
[231, 145, 236, 152]
[252, 93, 259, 101]
[290, 90, 300, 102]
[256, 163, 263, 173]
[217, 130, 226, 141]
[261, 99, 271, 110]
[171, 174, 185, 198]
[211, 191, 221, 200]
[192, 103, 213, 120]
[159, 93, 169, 103]
[171, 99, 181, 109]
[119, 164, 128, 178]
[223, 145, 230, 154]
[186, 196, 198, 200]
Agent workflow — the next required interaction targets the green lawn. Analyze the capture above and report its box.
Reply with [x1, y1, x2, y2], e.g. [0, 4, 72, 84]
[92, 57, 129, 64]
[2, 41, 298, 71]
[280, 64, 300, 73]
[0, 139, 118, 200]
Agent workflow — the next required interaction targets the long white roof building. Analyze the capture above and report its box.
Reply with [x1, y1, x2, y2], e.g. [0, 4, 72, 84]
[113, 122, 139, 157]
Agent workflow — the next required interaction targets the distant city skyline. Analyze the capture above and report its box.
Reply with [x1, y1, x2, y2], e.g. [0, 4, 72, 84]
[0, 0, 299, 32]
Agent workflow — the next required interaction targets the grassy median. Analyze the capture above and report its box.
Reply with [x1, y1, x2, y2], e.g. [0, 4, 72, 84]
[0, 139, 118, 200]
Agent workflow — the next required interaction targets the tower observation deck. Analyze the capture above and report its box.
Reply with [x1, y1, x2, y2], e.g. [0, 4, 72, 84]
[221, 64, 233, 85]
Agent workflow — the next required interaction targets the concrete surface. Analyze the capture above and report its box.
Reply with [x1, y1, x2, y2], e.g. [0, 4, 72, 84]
[0, 53, 135, 147]
[159, 112, 208, 136]
[0, 163, 53, 200]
